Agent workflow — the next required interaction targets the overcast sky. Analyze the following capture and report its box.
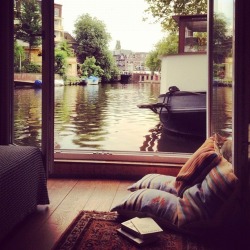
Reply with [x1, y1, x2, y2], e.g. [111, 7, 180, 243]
[55, 0, 165, 52]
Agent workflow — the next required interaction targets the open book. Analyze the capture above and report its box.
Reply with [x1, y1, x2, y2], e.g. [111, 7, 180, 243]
[130, 217, 163, 237]
[121, 217, 163, 239]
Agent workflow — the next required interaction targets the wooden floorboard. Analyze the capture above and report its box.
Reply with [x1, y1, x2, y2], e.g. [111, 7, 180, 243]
[1, 178, 134, 250]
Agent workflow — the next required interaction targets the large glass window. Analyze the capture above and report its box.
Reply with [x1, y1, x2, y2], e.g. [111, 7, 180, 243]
[13, 1, 207, 160]
[12, 0, 234, 169]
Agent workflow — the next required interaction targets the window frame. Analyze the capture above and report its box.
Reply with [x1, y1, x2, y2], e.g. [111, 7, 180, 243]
[46, 1, 208, 174]
[3, 0, 247, 181]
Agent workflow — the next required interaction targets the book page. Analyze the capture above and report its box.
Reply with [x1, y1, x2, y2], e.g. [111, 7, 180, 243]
[131, 217, 163, 235]
[121, 219, 139, 233]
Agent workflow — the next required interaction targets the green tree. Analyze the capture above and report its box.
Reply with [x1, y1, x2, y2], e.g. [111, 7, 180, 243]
[55, 50, 67, 78]
[145, 33, 178, 72]
[15, 0, 42, 61]
[56, 40, 74, 57]
[74, 14, 111, 63]
[14, 41, 25, 73]
[74, 14, 117, 82]
[144, 0, 207, 32]
[54, 40, 75, 79]
[97, 50, 119, 82]
[213, 14, 232, 64]
[80, 56, 104, 78]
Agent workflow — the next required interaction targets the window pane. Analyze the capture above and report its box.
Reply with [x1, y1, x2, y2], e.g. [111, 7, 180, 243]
[53, 1, 207, 155]
[13, 0, 42, 147]
[211, 0, 234, 138]
[13, 0, 210, 160]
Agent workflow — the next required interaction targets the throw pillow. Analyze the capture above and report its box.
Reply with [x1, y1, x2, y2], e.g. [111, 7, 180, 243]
[175, 136, 222, 197]
[127, 174, 177, 195]
[111, 188, 179, 231]
[177, 157, 239, 230]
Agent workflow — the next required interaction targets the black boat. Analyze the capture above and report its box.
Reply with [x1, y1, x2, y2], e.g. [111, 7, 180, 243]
[138, 86, 206, 137]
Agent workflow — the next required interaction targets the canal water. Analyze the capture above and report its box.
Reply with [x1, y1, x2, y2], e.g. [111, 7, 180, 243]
[13, 83, 232, 153]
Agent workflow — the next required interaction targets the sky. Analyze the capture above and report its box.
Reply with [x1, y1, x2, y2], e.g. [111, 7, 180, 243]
[55, 0, 166, 52]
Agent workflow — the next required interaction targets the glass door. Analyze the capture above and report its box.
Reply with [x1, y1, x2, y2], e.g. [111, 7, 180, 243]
[209, 0, 234, 140]
[13, 0, 55, 173]
[13, 0, 43, 147]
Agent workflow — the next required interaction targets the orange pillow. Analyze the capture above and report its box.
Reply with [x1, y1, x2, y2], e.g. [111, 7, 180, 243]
[175, 136, 222, 197]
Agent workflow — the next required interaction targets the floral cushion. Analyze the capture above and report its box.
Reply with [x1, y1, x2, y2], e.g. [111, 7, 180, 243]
[175, 136, 222, 197]
[127, 174, 177, 195]
[111, 188, 179, 230]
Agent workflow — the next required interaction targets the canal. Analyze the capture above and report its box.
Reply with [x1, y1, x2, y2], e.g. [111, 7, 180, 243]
[13, 83, 232, 153]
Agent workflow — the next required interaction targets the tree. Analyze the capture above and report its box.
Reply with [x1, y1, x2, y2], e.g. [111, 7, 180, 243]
[145, 33, 178, 72]
[74, 14, 118, 82]
[14, 41, 25, 72]
[97, 50, 119, 82]
[74, 14, 110, 63]
[144, 0, 207, 32]
[80, 57, 104, 78]
[56, 40, 74, 57]
[213, 14, 232, 64]
[15, 0, 42, 61]
[54, 40, 74, 79]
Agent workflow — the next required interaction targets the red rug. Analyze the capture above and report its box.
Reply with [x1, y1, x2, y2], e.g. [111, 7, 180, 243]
[53, 211, 213, 250]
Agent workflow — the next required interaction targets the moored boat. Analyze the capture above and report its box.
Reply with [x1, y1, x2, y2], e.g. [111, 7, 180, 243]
[138, 86, 206, 137]
[85, 76, 99, 85]
[138, 14, 207, 138]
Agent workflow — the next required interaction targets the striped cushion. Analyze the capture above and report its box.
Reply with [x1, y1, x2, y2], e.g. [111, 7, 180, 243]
[175, 137, 222, 197]
[177, 157, 239, 228]
[111, 158, 239, 234]
[111, 189, 179, 230]
[127, 174, 177, 195]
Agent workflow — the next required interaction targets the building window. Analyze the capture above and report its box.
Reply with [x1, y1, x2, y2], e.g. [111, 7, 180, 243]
[55, 7, 59, 17]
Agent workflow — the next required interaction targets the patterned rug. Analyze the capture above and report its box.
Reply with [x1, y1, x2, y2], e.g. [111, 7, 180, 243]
[53, 211, 212, 250]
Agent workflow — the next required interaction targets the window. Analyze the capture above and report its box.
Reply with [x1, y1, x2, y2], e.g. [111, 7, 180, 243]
[54, 7, 59, 17]
[209, 0, 234, 138]
[10, 0, 238, 176]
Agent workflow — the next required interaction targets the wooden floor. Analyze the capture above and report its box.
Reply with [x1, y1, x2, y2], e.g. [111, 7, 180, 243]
[1, 178, 134, 250]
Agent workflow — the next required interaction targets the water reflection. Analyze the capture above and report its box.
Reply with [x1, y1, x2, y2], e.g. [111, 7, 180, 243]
[14, 88, 42, 145]
[212, 86, 232, 138]
[14, 83, 232, 153]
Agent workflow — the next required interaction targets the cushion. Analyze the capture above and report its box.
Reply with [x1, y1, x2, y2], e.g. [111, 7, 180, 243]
[127, 174, 177, 195]
[112, 157, 239, 234]
[177, 157, 239, 229]
[111, 189, 179, 231]
[175, 136, 222, 197]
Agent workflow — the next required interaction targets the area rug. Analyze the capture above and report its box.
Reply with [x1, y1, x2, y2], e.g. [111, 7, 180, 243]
[53, 211, 212, 250]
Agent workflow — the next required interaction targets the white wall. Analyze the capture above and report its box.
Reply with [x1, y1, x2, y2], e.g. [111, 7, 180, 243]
[160, 53, 208, 93]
